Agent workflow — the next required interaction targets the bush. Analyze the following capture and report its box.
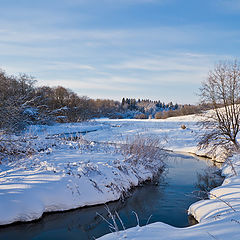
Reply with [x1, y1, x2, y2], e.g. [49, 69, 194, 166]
[134, 113, 148, 119]
[181, 124, 186, 129]
[155, 112, 162, 119]
[0, 70, 37, 132]
[155, 105, 203, 119]
[120, 135, 166, 172]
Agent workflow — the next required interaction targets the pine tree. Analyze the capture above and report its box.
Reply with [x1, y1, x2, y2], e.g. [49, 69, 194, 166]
[121, 98, 125, 106]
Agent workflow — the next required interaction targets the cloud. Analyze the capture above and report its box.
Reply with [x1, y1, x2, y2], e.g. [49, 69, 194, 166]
[64, 0, 168, 6]
[106, 52, 223, 80]
[38, 76, 140, 92]
[46, 61, 95, 71]
[0, 22, 202, 46]
[36, 52, 215, 92]
[0, 25, 206, 65]
[214, 0, 240, 12]
[0, 0, 238, 104]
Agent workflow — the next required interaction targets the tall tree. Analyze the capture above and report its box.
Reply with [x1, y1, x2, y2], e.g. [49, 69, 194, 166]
[198, 60, 240, 152]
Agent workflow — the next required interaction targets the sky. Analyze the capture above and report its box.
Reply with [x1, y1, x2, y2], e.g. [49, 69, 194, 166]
[1, 0, 240, 104]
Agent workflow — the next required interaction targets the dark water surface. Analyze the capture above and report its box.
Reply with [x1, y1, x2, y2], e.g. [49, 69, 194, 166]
[0, 153, 221, 240]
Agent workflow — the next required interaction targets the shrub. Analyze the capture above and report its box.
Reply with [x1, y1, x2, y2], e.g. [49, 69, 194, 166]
[120, 135, 166, 172]
[134, 113, 148, 119]
[181, 124, 186, 129]
[155, 112, 162, 119]
[155, 105, 203, 119]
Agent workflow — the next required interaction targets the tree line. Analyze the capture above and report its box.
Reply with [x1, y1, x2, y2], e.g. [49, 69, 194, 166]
[0, 69, 120, 132]
[0, 68, 203, 132]
[121, 98, 179, 111]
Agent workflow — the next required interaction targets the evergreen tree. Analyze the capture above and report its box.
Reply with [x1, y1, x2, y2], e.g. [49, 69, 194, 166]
[121, 97, 125, 106]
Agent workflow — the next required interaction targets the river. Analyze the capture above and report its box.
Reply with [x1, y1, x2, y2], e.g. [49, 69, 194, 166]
[0, 153, 222, 240]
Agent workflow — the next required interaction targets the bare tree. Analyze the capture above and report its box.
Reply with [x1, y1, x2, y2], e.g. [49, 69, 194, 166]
[0, 70, 37, 132]
[198, 60, 240, 153]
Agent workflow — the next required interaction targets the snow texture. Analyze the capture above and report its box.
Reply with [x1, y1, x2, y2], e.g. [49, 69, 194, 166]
[1, 114, 240, 239]
[97, 116, 240, 240]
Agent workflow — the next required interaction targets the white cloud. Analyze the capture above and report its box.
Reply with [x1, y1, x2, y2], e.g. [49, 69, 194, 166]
[216, 0, 240, 11]
[0, 0, 237, 104]
[0, 24, 199, 46]
[106, 52, 224, 81]
[38, 77, 139, 92]
[64, 0, 168, 6]
[46, 61, 95, 71]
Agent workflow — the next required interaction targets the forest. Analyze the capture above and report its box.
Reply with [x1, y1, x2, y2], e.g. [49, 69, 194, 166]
[0, 69, 203, 132]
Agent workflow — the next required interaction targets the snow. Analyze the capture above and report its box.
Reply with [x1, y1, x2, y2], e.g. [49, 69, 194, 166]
[0, 114, 240, 239]
[0, 125, 164, 225]
[0, 148, 160, 225]
[98, 214, 240, 240]
[96, 117, 240, 239]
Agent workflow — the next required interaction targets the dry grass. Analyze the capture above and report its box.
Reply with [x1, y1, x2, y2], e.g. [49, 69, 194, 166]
[120, 135, 166, 172]
[0, 135, 38, 163]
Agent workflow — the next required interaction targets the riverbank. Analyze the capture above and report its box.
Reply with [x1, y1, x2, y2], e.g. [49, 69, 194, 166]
[0, 115, 196, 226]
[0, 139, 165, 226]
[95, 118, 240, 239]
[1, 115, 239, 239]
[0, 153, 214, 240]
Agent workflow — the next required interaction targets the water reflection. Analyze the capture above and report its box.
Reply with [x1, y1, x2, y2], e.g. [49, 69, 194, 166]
[0, 153, 221, 240]
[195, 167, 223, 199]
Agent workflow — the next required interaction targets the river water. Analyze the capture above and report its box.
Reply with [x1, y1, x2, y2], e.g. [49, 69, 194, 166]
[0, 153, 222, 240]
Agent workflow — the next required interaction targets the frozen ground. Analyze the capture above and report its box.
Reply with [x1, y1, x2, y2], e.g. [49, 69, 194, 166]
[0, 114, 240, 239]
[0, 120, 166, 225]
[96, 117, 240, 240]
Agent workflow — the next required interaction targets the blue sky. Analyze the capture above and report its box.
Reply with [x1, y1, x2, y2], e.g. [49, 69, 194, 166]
[1, 0, 240, 104]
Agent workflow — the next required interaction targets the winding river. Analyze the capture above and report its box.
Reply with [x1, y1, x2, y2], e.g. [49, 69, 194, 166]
[0, 153, 222, 240]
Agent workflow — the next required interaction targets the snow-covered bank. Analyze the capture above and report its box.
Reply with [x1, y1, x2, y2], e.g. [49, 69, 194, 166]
[98, 213, 240, 240]
[89, 116, 226, 162]
[97, 117, 240, 240]
[99, 155, 240, 240]
[1, 115, 240, 239]
[0, 129, 165, 225]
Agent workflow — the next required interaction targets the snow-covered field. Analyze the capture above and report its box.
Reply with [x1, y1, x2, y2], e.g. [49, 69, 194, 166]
[0, 114, 240, 239]
[0, 120, 166, 225]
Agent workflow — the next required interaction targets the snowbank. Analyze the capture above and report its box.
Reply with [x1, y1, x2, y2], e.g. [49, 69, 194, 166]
[0, 132, 164, 225]
[99, 154, 240, 239]
[97, 118, 240, 240]
[1, 115, 240, 239]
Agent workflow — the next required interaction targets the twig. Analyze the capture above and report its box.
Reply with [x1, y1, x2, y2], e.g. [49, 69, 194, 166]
[132, 211, 140, 226]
